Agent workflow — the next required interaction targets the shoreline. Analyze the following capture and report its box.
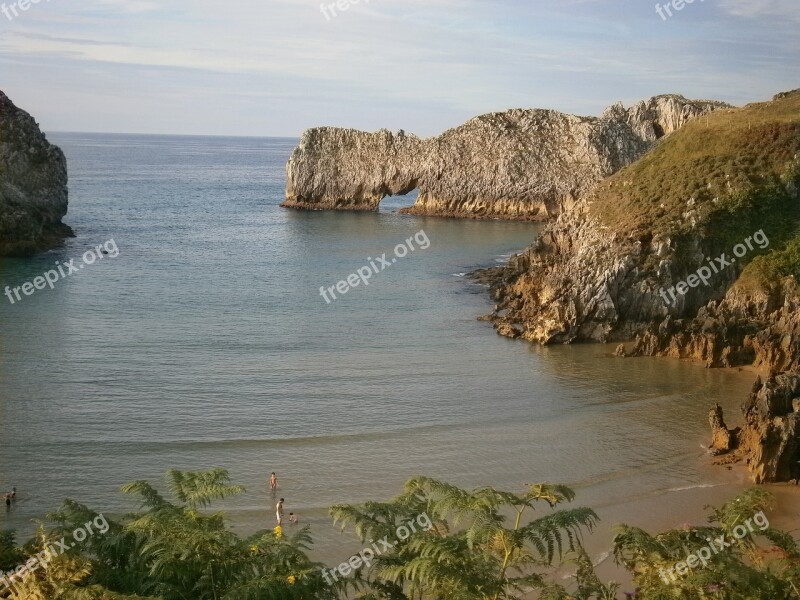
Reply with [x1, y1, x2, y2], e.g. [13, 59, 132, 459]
[281, 201, 553, 222]
[230, 254, 797, 568]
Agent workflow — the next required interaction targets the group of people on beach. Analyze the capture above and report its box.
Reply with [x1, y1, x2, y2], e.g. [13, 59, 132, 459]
[269, 472, 298, 526]
[4, 487, 16, 508]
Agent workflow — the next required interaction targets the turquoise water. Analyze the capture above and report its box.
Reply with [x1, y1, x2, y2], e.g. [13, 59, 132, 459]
[0, 134, 760, 564]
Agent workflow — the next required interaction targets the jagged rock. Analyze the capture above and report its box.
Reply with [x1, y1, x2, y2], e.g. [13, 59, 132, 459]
[629, 281, 800, 371]
[713, 375, 800, 483]
[709, 403, 739, 456]
[0, 90, 71, 256]
[479, 208, 673, 344]
[495, 322, 522, 339]
[283, 95, 726, 219]
[480, 90, 800, 355]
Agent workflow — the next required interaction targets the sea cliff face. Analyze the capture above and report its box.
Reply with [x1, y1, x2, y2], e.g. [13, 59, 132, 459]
[480, 91, 800, 348]
[0, 90, 71, 256]
[283, 95, 726, 219]
[477, 90, 800, 482]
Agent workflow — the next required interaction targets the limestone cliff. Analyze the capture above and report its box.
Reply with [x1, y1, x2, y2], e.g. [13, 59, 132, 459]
[479, 90, 800, 348]
[476, 90, 800, 482]
[283, 95, 726, 219]
[0, 90, 71, 256]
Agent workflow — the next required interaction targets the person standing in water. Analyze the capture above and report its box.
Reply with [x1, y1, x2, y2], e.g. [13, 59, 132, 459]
[269, 472, 278, 491]
[276, 498, 285, 525]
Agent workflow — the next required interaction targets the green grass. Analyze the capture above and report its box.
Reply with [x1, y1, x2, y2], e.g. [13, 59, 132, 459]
[592, 91, 800, 238]
[590, 90, 800, 289]
[738, 233, 800, 291]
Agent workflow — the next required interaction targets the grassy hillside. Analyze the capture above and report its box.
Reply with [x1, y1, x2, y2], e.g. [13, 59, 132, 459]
[590, 90, 800, 287]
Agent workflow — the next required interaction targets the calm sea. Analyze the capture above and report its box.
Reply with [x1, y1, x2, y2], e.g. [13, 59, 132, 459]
[0, 134, 766, 567]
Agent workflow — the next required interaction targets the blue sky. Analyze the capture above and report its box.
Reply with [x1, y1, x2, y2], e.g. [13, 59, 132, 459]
[1, 0, 797, 137]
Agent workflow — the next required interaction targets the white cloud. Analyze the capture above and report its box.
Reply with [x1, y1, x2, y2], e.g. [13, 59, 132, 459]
[718, 0, 800, 21]
[0, 0, 796, 135]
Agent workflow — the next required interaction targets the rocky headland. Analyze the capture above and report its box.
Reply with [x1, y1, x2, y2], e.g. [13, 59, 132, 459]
[477, 90, 800, 483]
[284, 88, 799, 483]
[0, 90, 71, 257]
[283, 95, 726, 219]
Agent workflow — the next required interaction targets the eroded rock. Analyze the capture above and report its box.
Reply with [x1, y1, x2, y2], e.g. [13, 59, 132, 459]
[283, 95, 726, 219]
[711, 375, 800, 483]
[709, 403, 739, 456]
[0, 90, 71, 256]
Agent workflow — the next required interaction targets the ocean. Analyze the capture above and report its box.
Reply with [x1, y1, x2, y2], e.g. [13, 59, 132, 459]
[0, 133, 769, 569]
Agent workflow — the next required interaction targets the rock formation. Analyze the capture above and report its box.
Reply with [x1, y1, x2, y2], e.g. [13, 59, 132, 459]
[479, 91, 800, 348]
[0, 90, 71, 256]
[284, 88, 799, 483]
[628, 280, 800, 371]
[709, 375, 800, 484]
[283, 95, 726, 219]
[708, 404, 739, 456]
[475, 90, 800, 482]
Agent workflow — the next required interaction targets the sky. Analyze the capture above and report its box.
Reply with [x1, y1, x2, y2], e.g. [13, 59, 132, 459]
[0, 0, 797, 137]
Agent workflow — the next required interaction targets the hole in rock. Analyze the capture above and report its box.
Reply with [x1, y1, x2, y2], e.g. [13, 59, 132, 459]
[379, 188, 420, 213]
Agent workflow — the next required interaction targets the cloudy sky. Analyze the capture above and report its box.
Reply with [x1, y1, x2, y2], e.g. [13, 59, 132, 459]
[1, 0, 797, 137]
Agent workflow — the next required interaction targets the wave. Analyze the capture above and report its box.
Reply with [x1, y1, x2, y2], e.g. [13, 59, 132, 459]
[665, 483, 724, 493]
[25, 421, 490, 453]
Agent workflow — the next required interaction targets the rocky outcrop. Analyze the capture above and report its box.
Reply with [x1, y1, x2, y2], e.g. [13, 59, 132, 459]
[479, 91, 800, 349]
[709, 374, 800, 484]
[628, 281, 800, 370]
[0, 90, 71, 256]
[709, 404, 739, 456]
[283, 95, 726, 220]
[473, 90, 800, 483]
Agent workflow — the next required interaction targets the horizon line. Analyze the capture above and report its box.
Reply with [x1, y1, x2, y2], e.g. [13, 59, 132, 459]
[46, 130, 302, 140]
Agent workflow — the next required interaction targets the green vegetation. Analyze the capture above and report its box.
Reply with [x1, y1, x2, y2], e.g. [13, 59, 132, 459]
[1, 469, 335, 600]
[1, 469, 798, 599]
[593, 91, 800, 237]
[329, 477, 604, 600]
[591, 90, 800, 291]
[737, 235, 800, 292]
[613, 488, 800, 600]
